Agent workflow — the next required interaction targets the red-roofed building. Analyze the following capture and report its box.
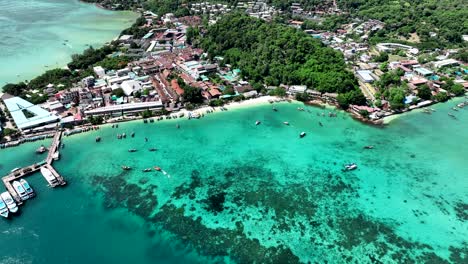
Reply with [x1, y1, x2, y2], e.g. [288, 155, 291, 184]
[171, 79, 184, 96]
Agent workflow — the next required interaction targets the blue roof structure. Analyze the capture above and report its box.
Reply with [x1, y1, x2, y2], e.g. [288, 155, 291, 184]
[3, 97, 59, 130]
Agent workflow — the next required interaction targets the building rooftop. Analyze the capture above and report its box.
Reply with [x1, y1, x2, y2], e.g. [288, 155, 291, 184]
[3, 96, 59, 130]
[414, 67, 434, 76]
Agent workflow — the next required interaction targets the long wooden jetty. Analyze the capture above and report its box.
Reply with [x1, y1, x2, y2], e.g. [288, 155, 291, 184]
[1, 130, 66, 205]
[46, 131, 62, 164]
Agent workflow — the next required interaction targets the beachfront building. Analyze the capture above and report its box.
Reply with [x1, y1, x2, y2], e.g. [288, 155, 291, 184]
[2, 95, 59, 131]
[84, 101, 163, 117]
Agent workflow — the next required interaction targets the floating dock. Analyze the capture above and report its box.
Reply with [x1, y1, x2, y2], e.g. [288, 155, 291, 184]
[1, 131, 66, 206]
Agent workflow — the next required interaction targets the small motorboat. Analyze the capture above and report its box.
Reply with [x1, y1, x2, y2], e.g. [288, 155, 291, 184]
[343, 163, 358, 171]
[111, 124, 115, 128]
[448, 113, 456, 118]
[319, 122, 323, 127]
[273, 107, 278, 112]
[117, 134, 122, 139]
[283, 122, 289, 125]
[122, 133, 126, 138]
[452, 107, 458, 111]
[95, 136, 101, 142]
[176, 124, 180, 129]
[115, 124, 119, 128]
[36, 145, 47, 154]
[297, 107, 305, 111]
[154, 166, 161, 171]
[255, 120, 261, 126]
[142, 168, 152, 172]
[128, 149, 137, 152]
[149, 118, 154, 123]
[148, 148, 157, 152]
[143, 119, 148, 123]
[363, 145, 374, 149]
[131, 132, 135, 138]
[145, 137, 148, 142]
[122, 166, 131, 171]
[300, 132, 306, 138]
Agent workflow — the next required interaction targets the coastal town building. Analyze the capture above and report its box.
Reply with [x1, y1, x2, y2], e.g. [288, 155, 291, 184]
[2, 95, 59, 131]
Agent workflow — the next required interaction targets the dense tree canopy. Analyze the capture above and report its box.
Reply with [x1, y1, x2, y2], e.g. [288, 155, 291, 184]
[337, 0, 468, 48]
[201, 13, 361, 98]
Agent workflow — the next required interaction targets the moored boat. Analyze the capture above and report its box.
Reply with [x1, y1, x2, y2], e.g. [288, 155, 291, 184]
[40, 167, 58, 186]
[1, 192, 18, 213]
[148, 148, 157, 152]
[283, 122, 289, 125]
[343, 163, 358, 171]
[273, 107, 278, 112]
[142, 168, 152, 172]
[154, 166, 161, 171]
[300, 132, 306, 138]
[128, 149, 137, 152]
[95, 136, 101, 142]
[0, 196, 8, 218]
[131, 132, 135, 137]
[13, 181, 29, 201]
[122, 133, 126, 138]
[363, 145, 374, 149]
[122, 166, 131, 171]
[19, 179, 35, 198]
[36, 145, 47, 154]
[256, 120, 261, 125]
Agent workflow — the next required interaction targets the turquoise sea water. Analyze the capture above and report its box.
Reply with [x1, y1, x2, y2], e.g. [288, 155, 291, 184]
[0, 0, 137, 85]
[0, 99, 467, 263]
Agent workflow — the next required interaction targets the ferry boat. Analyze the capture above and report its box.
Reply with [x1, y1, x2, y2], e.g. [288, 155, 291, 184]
[344, 163, 358, 171]
[255, 120, 261, 125]
[300, 132, 306, 138]
[19, 179, 35, 198]
[40, 167, 58, 186]
[0, 196, 9, 218]
[1, 192, 18, 213]
[13, 181, 29, 201]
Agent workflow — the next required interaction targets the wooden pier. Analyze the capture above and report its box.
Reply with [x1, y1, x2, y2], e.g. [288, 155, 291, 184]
[46, 131, 62, 165]
[1, 131, 66, 205]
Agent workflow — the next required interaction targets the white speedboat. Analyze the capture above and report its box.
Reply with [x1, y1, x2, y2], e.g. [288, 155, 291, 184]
[283, 122, 289, 125]
[255, 120, 261, 125]
[20, 179, 35, 198]
[1, 192, 18, 213]
[300, 132, 306, 138]
[0, 196, 9, 218]
[344, 163, 358, 171]
[13, 181, 29, 201]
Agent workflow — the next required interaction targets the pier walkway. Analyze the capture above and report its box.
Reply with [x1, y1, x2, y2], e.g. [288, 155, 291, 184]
[46, 131, 62, 164]
[1, 130, 66, 204]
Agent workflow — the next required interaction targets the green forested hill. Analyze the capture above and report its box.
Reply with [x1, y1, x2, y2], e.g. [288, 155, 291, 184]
[337, 0, 467, 47]
[200, 13, 366, 107]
